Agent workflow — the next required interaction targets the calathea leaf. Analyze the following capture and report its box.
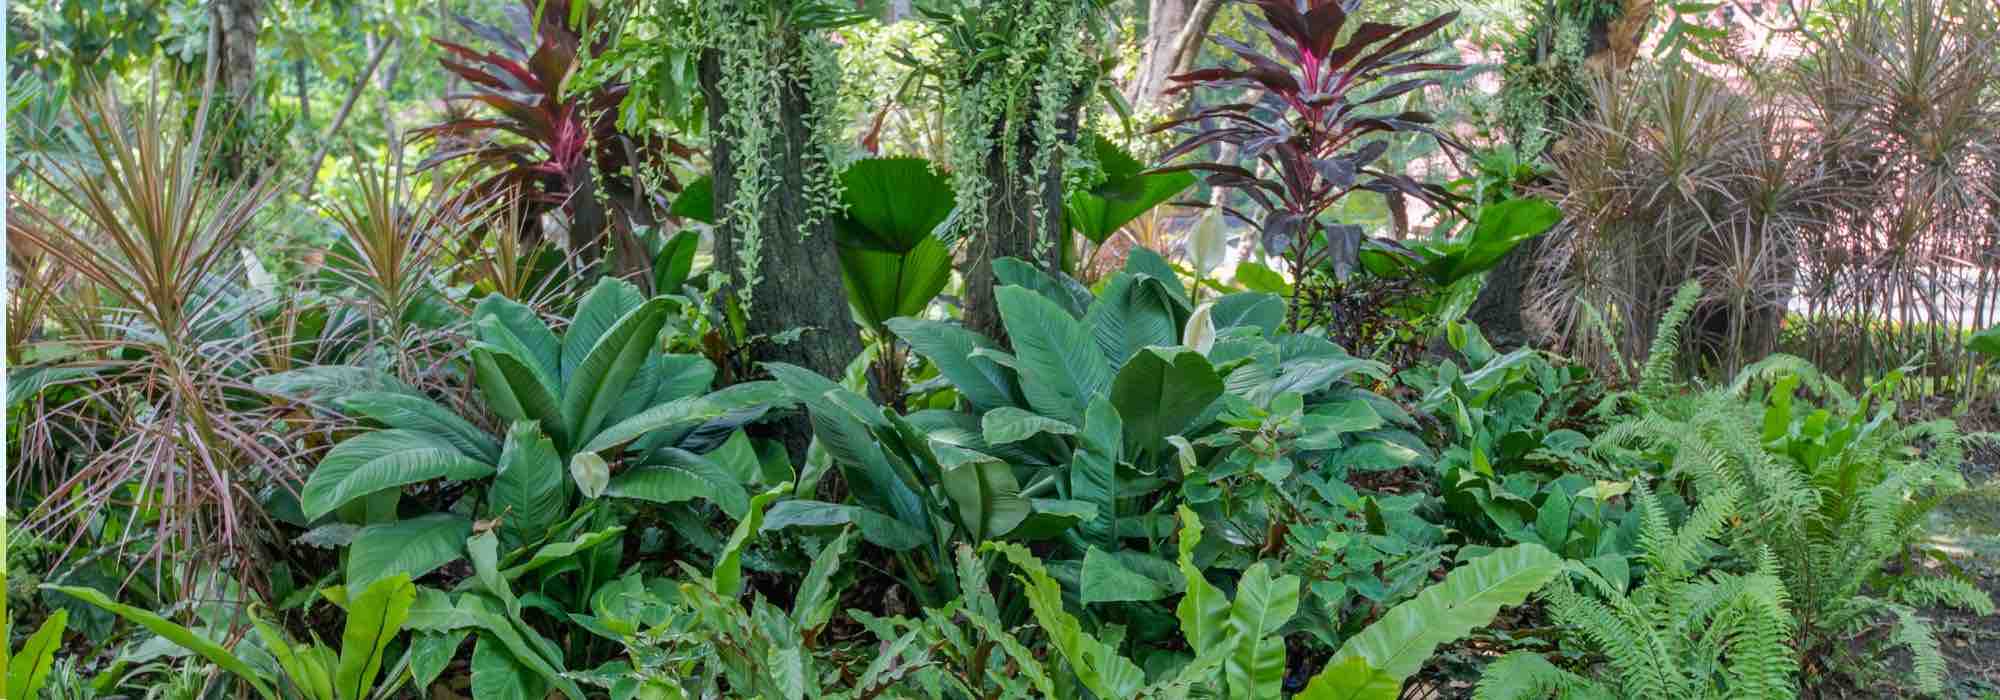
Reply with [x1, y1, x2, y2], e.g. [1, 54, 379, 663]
[488, 421, 568, 546]
[346, 515, 473, 588]
[997, 285, 1114, 424]
[934, 442, 1031, 541]
[335, 392, 500, 463]
[303, 430, 494, 521]
[605, 447, 749, 519]
[885, 317, 1022, 412]
[561, 296, 674, 446]
[1070, 397, 1124, 550]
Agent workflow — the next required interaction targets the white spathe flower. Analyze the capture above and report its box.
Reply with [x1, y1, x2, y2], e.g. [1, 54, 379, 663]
[571, 452, 610, 499]
[1190, 207, 1228, 278]
[1183, 301, 1217, 355]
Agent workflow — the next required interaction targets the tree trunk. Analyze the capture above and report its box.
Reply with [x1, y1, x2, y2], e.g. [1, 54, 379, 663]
[211, 0, 262, 114]
[960, 100, 1083, 345]
[1127, 0, 1225, 111]
[698, 48, 864, 458]
[1469, 0, 1654, 349]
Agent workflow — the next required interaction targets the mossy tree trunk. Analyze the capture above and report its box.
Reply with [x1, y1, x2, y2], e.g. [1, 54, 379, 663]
[698, 47, 863, 458]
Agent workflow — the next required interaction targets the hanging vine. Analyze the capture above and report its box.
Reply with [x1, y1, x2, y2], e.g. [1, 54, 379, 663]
[695, 0, 850, 310]
[929, 0, 1104, 258]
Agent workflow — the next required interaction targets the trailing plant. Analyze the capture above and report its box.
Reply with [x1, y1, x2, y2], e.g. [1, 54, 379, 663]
[1153, 0, 1467, 324]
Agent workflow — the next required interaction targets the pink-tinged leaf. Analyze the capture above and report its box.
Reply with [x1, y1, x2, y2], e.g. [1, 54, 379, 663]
[1321, 22, 1402, 76]
[1351, 12, 1459, 77]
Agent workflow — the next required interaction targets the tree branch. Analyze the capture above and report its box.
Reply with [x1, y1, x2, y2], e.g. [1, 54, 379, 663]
[300, 35, 396, 199]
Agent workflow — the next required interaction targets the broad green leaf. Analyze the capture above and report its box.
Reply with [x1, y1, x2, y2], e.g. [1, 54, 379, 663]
[456, 594, 579, 699]
[1085, 273, 1180, 366]
[472, 294, 560, 382]
[992, 257, 1094, 318]
[303, 430, 494, 521]
[605, 448, 750, 519]
[717, 484, 792, 598]
[1081, 548, 1175, 604]
[471, 346, 566, 447]
[1010, 499, 1100, 541]
[708, 430, 762, 484]
[45, 586, 274, 699]
[1234, 261, 1289, 295]
[991, 543, 1147, 699]
[7, 609, 66, 700]
[998, 285, 1114, 424]
[764, 363, 928, 535]
[488, 421, 567, 546]
[346, 514, 472, 588]
[471, 633, 547, 700]
[409, 630, 468, 690]
[1110, 348, 1224, 455]
[652, 230, 700, 293]
[1174, 507, 1231, 654]
[1066, 134, 1195, 245]
[792, 528, 855, 630]
[336, 575, 416, 700]
[500, 526, 626, 580]
[1210, 292, 1285, 338]
[885, 317, 1021, 411]
[981, 406, 1077, 445]
[1438, 197, 1561, 282]
[1971, 324, 2000, 359]
[580, 381, 791, 454]
[561, 279, 648, 380]
[669, 175, 716, 223]
[249, 617, 330, 700]
[1299, 544, 1562, 699]
[761, 500, 929, 551]
[335, 392, 499, 462]
[562, 297, 673, 445]
[935, 443, 1031, 541]
[1070, 398, 1123, 550]
[1226, 563, 1300, 700]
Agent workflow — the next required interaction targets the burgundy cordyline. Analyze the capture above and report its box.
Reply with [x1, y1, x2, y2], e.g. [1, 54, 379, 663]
[1151, 0, 1466, 282]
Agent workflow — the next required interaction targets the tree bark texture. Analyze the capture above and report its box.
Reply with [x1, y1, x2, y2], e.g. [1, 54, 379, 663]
[1128, 0, 1225, 111]
[697, 48, 864, 457]
[211, 0, 263, 115]
[960, 102, 1082, 346]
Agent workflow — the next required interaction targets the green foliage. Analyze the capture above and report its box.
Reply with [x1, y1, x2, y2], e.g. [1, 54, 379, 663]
[833, 157, 959, 333]
[1065, 133, 1196, 246]
[50, 575, 425, 700]
[7, 609, 69, 700]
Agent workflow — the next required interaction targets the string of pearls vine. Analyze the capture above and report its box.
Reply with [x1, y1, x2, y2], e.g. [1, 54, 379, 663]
[698, 0, 846, 310]
[936, 0, 1101, 259]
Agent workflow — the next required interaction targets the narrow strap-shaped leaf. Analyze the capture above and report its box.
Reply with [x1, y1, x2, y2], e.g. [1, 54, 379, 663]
[562, 297, 673, 445]
[335, 392, 500, 462]
[336, 575, 416, 700]
[44, 586, 275, 699]
[6, 609, 68, 700]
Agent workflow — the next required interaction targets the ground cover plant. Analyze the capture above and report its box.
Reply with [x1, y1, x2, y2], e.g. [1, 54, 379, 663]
[9, 0, 2000, 698]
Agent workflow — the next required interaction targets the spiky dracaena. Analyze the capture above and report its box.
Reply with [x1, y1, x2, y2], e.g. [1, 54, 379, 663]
[7, 84, 300, 588]
[1154, 0, 1466, 322]
[1557, 283, 1992, 695]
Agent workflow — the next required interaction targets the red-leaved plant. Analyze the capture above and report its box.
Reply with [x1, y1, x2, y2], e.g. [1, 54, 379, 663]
[1152, 0, 1465, 293]
[415, 0, 691, 279]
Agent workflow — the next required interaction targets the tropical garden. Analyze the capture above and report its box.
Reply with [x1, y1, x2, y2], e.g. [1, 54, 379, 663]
[6, 0, 2000, 697]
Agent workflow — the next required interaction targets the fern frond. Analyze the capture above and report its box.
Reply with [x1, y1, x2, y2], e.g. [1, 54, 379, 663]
[1895, 576, 1996, 616]
[1887, 604, 1947, 695]
[1475, 652, 1608, 700]
[1639, 280, 1702, 400]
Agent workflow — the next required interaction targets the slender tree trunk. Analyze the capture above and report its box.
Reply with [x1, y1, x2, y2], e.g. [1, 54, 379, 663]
[211, 0, 263, 114]
[961, 99, 1083, 345]
[698, 48, 864, 457]
[1128, 0, 1224, 110]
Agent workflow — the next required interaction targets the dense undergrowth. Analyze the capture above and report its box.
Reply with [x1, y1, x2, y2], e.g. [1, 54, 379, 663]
[8, 0, 2000, 698]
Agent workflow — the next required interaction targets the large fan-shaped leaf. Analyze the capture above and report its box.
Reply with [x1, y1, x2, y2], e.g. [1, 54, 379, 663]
[346, 515, 472, 587]
[1298, 544, 1561, 700]
[997, 286, 1114, 424]
[837, 157, 956, 250]
[1067, 134, 1197, 245]
[562, 297, 673, 445]
[303, 431, 494, 521]
[840, 237, 954, 330]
